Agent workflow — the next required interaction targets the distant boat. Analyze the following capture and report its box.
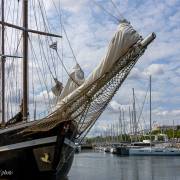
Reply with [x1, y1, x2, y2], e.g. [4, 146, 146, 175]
[129, 77, 180, 156]
[129, 147, 180, 156]
[104, 146, 111, 153]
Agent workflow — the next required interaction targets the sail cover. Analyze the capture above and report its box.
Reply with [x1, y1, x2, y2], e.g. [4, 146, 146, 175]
[56, 22, 141, 107]
[59, 63, 85, 100]
[51, 79, 63, 96]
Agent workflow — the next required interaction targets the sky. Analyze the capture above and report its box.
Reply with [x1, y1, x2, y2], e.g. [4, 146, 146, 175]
[47, 0, 180, 136]
[1, 0, 180, 136]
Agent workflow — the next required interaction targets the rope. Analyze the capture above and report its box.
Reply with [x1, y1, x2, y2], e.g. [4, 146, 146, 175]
[58, 0, 64, 83]
[56, 50, 81, 86]
[32, 0, 83, 87]
[109, 0, 125, 20]
[51, 0, 81, 68]
[32, 0, 53, 108]
[137, 84, 149, 129]
[29, 36, 52, 112]
[38, 0, 58, 78]
[92, 0, 121, 23]
[31, 0, 56, 81]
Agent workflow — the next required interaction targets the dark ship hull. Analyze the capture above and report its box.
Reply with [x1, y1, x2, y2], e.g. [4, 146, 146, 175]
[0, 120, 76, 180]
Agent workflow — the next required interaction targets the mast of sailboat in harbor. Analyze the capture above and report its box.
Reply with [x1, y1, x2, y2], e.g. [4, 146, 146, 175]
[149, 75, 152, 148]
[118, 107, 122, 142]
[132, 88, 137, 141]
[129, 106, 132, 142]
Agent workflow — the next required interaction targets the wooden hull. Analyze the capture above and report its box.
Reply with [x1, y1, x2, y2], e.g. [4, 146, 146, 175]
[0, 121, 76, 179]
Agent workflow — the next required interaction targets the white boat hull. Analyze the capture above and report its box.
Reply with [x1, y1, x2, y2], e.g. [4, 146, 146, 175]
[129, 147, 180, 156]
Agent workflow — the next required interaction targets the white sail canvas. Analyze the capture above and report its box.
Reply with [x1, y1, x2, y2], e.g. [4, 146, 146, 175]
[57, 22, 141, 107]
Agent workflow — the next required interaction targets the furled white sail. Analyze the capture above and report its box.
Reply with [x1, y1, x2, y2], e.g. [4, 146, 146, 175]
[56, 22, 140, 107]
[59, 63, 85, 100]
[51, 79, 63, 96]
[23, 21, 155, 133]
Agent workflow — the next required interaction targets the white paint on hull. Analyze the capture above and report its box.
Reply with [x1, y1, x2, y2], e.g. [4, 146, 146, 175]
[0, 136, 57, 152]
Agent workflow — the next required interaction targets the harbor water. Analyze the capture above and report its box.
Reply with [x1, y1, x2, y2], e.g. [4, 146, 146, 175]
[67, 150, 180, 180]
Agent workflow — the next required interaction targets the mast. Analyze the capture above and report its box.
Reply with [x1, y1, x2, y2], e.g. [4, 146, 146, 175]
[173, 120, 175, 144]
[119, 108, 122, 142]
[129, 106, 132, 142]
[0, 0, 61, 125]
[122, 109, 126, 142]
[22, 0, 29, 121]
[1, 0, 5, 125]
[132, 88, 137, 140]
[149, 75, 152, 148]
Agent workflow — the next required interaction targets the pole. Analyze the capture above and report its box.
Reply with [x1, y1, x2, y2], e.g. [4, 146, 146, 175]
[129, 106, 133, 142]
[1, 0, 5, 125]
[132, 88, 137, 140]
[22, 0, 28, 121]
[150, 75, 152, 148]
[173, 120, 175, 144]
[119, 108, 122, 142]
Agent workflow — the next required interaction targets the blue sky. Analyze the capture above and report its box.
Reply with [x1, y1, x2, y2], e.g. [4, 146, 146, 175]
[45, 0, 179, 136]
[2, 0, 180, 136]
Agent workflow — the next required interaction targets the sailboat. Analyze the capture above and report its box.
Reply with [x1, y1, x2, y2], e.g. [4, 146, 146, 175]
[129, 76, 180, 156]
[0, 0, 155, 179]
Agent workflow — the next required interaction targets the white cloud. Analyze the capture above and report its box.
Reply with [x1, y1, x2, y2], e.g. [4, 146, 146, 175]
[155, 109, 180, 119]
[109, 100, 130, 112]
[144, 64, 165, 76]
[35, 90, 54, 103]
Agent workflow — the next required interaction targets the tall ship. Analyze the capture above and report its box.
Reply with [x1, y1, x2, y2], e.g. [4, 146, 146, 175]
[0, 0, 155, 179]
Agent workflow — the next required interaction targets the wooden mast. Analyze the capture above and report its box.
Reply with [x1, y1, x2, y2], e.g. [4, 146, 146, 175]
[1, 0, 5, 125]
[22, 0, 29, 121]
[0, 0, 61, 125]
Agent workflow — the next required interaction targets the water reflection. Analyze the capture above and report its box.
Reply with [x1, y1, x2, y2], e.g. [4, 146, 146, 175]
[67, 151, 180, 180]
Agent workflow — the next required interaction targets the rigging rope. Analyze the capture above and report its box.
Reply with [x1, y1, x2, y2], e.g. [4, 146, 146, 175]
[137, 85, 149, 125]
[5, 0, 12, 22]
[4, 0, 22, 118]
[92, 0, 121, 23]
[109, 0, 125, 20]
[38, 0, 58, 78]
[29, 36, 52, 113]
[134, 84, 149, 133]
[51, 0, 81, 69]
[31, 0, 56, 81]
[58, 0, 64, 83]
